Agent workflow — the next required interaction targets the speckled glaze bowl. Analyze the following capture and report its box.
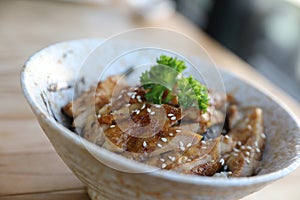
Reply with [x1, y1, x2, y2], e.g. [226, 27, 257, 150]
[21, 39, 300, 200]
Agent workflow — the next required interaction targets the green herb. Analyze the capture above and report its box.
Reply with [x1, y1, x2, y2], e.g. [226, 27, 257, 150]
[156, 55, 187, 73]
[140, 55, 183, 104]
[177, 76, 209, 112]
[140, 55, 209, 112]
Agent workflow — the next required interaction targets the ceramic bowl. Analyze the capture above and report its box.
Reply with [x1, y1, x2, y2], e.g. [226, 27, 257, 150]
[21, 39, 300, 200]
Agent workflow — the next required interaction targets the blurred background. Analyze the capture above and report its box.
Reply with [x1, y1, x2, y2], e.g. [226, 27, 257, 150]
[174, 0, 300, 101]
[1, 1, 300, 199]
[56, 0, 300, 101]
[2, 0, 300, 101]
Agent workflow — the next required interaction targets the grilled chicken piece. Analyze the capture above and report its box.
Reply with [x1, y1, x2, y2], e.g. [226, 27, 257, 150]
[220, 135, 236, 154]
[165, 137, 222, 176]
[139, 129, 203, 166]
[209, 91, 227, 110]
[79, 112, 105, 146]
[179, 123, 200, 133]
[227, 104, 242, 130]
[62, 75, 125, 118]
[110, 87, 146, 111]
[65, 73, 265, 177]
[181, 107, 225, 135]
[226, 108, 265, 177]
[148, 128, 203, 156]
[160, 135, 235, 176]
[100, 103, 184, 154]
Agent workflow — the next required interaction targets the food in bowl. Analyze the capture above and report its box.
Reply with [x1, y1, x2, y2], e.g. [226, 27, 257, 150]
[63, 55, 266, 177]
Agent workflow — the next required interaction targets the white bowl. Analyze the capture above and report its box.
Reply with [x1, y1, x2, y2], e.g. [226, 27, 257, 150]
[21, 39, 300, 200]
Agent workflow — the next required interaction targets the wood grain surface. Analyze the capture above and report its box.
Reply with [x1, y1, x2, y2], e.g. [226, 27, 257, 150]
[0, 0, 299, 199]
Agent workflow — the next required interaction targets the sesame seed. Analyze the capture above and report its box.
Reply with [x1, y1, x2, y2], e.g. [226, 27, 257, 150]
[154, 104, 162, 108]
[169, 133, 174, 136]
[228, 171, 233, 175]
[246, 146, 252, 150]
[161, 138, 168, 143]
[150, 111, 155, 115]
[168, 156, 176, 161]
[254, 141, 258, 147]
[171, 116, 177, 121]
[187, 159, 192, 162]
[160, 158, 165, 162]
[157, 143, 163, 148]
[161, 163, 167, 169]
[245, 151, 250, 156]
[179, 141, 184, 147]
[135, 110, 140, 115]
[201, 140, 206, 144]
[180, 146, 186, 151]
[256, 148, 261, 153]
[97, 114, 102, 118]
[246, 159, 250, 164]
[225, 135, 230, 139]
[233, 148, 240, 153]
[142, 141, 147, 148]
[237, 141, 242, 146]
[175, 129, 181, 133]
[131, 94, 136, 99]
[141, 104, 146, 109]
[167, 113, 174, 117]
[219, 158, 225, 165]
[261, 133, 266, 139]
[247, 124, 252, 130]
[186, 143, 192, 148]
[136, 95, 142, 102]
[110, 125, 115, 128]
[233, 153, 238, 157]
[147, 108, 151, 113]
[241, 146, 246, 150]
[125, 103, 131, 107]
[202, 146, 207, 149]
[117, 94, 122, 99]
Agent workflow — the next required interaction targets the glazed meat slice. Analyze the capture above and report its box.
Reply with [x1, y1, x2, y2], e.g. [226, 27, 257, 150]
[97, 99, 208, 166]
[225, 107, 265, 177]
[165, 137, 222, 176]
[79, 112, 105, 146]
[100, 102, 185, 153]
[134, 129, 203, 165]
[63, 71, 266, 177]
[227, 104, 242, 130]
[162, 135, 235, 176]
[62, 75, 125, 118]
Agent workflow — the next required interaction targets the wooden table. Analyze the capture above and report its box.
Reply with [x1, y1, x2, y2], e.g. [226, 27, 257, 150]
[1, 1, 300, 199]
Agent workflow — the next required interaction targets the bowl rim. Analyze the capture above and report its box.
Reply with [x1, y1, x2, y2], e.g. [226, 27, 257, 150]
[21, 38, 300, 187]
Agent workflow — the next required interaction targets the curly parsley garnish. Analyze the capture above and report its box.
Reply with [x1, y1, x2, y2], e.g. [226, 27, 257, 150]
[140, 55, 209, 112]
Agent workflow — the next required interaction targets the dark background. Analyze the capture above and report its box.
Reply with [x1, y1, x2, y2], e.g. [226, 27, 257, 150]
[175, 0, 300, 101]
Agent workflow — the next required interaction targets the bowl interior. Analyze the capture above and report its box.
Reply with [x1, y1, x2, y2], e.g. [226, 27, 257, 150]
[21, 39, 300, 180]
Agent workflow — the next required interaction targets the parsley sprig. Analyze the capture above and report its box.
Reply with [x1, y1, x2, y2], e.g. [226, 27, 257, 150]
[140, 55, 209, 112]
